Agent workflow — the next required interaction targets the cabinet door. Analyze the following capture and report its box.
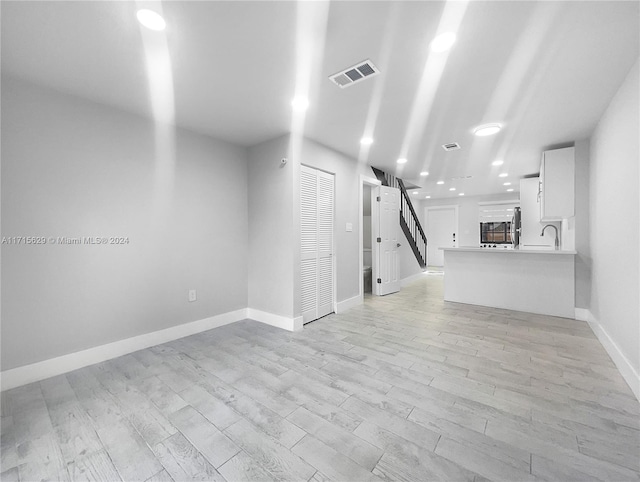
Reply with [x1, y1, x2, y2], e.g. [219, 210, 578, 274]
[540, 147, 575, 221]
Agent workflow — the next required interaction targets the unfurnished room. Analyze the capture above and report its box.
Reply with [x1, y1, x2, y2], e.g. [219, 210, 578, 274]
[1, 1, 639, 481]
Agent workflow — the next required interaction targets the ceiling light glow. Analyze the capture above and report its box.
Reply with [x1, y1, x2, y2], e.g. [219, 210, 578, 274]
[449, 187, 456, 191]
[492, 160, 504, 166]
[506, 188, 514, 192]
[499, 173, 508, 178]
[360, 137, 374, 145]
[136, 9, 166, 31]
[413, 191, 418, 195]
[430, 32, 457, 53]
[437, 181, 444, 185]
[474, 123, 502, 137]
[420, 171, 429, 176]
[425, 195, 431, 199]
[459, 193, 465, 196]
[503, 182, 511, 186]
[397, 158, 408, 164]
[291, 96, 309, 112]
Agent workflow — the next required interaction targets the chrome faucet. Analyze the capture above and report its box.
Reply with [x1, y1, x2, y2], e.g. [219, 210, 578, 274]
[540, 224, 559, 250]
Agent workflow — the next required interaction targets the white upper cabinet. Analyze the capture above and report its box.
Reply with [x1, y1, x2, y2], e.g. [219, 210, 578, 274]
[539, 146, 575, 221]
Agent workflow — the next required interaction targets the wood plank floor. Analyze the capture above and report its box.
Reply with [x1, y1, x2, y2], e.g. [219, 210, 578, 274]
[2, 274, 639, 481]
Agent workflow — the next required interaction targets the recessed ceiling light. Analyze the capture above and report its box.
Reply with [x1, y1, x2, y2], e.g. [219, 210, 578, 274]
[459, 193, 465, 196]
[503, 182, 511, 186]
[360, 137, 373, 145]
[430, 32, 456, 53]
[437, 181, 444, 185]
[473, 123, 502, 137]
[506, 188, 514, 192]
[397, 158, 408, 164]
[499, 173, 508, 178]
[449, 187, 456, 191]
[420, 171, 429, 176]
[136, 9, 166, 31]
[492, 160, 504, 166]
[412, 191, 418, 195]
[425, 195, 431, 199]
[291, 96, 309, 112]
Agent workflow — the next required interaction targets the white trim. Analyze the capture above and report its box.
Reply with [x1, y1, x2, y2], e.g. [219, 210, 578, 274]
[586, 310, 640, 401]
[0, 309, 247, 392]
[574, 307, 589, 322]
[401, 271, 428, 287]
[335, 294, 363, 313]
[246, 308, 301, 332]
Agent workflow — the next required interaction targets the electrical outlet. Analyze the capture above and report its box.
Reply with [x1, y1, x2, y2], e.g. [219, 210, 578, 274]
[188, 289, 197, 302]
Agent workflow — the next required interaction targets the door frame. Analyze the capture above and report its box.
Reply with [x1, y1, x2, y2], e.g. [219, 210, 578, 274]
[359, 174, 381, 300]
[424, 204, 459, 266]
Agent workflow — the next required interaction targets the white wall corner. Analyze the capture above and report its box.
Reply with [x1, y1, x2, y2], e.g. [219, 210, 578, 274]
[586, 310, 640, 401]
[0, 308, 248, 392]
[401, 271, 428, 287]
[574, 307, 589, 322]
[335, 294, 363, 314]
[247, 308, 297, 332]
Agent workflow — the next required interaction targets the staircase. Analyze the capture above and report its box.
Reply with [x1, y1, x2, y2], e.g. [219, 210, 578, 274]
[371, 167, 428, 269]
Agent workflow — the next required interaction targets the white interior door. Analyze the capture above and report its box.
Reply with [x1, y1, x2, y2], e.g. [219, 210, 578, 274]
[373, 186, 400, 296]
[426, 207, 457, 267]
[301, 165, 334, 323]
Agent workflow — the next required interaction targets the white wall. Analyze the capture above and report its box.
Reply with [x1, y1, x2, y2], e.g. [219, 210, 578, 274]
[1, 77, 249, 371]
[588, 58, 639, 394]
[574, 138, 591, 309]
[247, 135, 295, 318]
[420, 193, 519, 247]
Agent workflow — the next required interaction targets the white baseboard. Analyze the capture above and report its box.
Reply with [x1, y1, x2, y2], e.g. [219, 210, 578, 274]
[335, 294, 363, 314]
[0, 308, 247, 392]
[401, 271, 428, 287]
[586, 310, 640, 401]
[246, 308, 301, 332]
[574, 307, 589, 322]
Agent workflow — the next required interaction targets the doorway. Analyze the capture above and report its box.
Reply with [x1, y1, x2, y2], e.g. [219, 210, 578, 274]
[359, 175, 381, 299]
[425, 205, 458, 267]
[362, 184, 373, 294]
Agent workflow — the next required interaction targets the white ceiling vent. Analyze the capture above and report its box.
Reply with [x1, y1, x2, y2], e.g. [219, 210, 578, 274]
[329, 60, 380, 88]
[442, 142, 461, 151]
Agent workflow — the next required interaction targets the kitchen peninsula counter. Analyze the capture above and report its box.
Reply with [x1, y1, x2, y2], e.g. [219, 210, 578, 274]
[440, 246, 576, 318]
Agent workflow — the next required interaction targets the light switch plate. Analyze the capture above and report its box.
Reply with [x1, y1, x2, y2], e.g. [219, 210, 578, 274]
[346, 222, 353, 232]
[188, 289, 197, 302]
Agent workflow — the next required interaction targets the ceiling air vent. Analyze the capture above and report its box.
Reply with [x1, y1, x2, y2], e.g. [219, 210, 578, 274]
[329, 59, 380, 88]
[442, 142, 461, 151]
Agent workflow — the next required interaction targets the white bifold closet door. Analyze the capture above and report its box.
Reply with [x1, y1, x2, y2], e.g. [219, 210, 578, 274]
[300, 165, 334, 324]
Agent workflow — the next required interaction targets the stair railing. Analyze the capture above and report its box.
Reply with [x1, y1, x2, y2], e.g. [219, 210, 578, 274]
[370, 167, 428, 269]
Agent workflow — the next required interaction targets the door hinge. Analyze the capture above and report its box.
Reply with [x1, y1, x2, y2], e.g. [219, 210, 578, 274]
[376, 196, 381, 202]
[376, 237, 381, 243]
[377, 278, 382, 284]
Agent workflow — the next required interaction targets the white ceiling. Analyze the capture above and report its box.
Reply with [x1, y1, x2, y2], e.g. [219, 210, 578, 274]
[2, 1, 638, 198]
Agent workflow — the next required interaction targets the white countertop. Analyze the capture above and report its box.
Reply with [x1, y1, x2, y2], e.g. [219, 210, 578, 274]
[440, 246, 577, 255]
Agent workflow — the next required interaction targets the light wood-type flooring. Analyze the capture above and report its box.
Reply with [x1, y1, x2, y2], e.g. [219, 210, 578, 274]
[2, 274, 639, 481]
